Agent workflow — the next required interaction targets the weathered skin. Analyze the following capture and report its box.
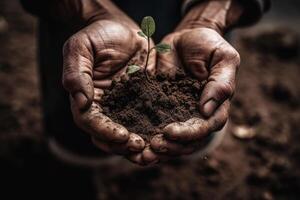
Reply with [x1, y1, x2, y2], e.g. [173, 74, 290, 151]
[62, 18, 156, 164]
[148, 0, 242, 163]
[60, 0, 242, 165]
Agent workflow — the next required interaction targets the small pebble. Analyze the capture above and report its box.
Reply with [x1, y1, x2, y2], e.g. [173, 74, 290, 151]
[232, 125, 256, 139]
[0, 16, 8, 33]
[262, 191, 273, 200]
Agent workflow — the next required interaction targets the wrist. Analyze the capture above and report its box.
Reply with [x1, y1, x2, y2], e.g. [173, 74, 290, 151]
[177, 0, 244, 34]
[81, 0, 136, 27]
[21, 0, 136, 30]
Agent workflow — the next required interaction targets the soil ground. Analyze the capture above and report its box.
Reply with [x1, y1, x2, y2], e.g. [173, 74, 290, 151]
[1, 1, 300, 200]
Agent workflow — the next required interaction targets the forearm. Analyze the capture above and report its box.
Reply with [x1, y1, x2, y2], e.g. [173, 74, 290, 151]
[177, 0, 244, 34]
[178, 0, 271, 34]
[20, 0, 133, 28]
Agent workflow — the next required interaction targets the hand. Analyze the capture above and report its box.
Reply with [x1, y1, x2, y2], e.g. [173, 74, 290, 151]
[150, 27, 240, 158]
[62, 19, 156, 165]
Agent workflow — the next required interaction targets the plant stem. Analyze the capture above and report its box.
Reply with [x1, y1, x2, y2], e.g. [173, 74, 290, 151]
[144, 34, 151, 82]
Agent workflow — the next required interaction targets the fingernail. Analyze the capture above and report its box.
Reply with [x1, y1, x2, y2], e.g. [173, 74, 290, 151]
[73, 92, 88, 110]
[203, 100, 218, 117]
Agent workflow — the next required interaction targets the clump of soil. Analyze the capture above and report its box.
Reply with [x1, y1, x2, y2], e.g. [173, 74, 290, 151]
[101, 69, 205, 141]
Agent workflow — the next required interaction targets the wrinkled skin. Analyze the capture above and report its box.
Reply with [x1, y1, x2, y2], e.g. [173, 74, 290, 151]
[62, 20, 240, 165]
[62, 19, 157, 165]
[149, 27, 240, 162]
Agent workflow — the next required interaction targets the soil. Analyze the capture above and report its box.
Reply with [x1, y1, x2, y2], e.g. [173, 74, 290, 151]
[1, 1, 300, 200]
[101, 69, 205, 141]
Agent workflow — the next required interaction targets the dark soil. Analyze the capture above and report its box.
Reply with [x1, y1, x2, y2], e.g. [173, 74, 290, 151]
[101, 69, 205, 141]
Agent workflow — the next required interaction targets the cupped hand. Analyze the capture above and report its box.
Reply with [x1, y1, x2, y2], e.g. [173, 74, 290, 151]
[62, 19, 156, 165]
[150, 27, 240, 158]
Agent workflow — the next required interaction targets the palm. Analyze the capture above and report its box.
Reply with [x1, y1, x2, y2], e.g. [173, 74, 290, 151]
[86, 21, 148, 94]
[157, 28, 224, 80]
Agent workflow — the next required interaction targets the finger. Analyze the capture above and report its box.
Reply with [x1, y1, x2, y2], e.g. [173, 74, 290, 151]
[127, 133, 146, 152]
[94, 88, 104, 102]
[207, 100, 230, 132]
[92, 137, 128, 155]
[72, 102, 129, 143]
[96, 58, 132, 87]
[62, 34, 94, 110]
[150, 134, 195, 156]
[142, 146, 159, 165]
[94, 66, 128, 89]
[176, 29, 217, 81]
[92, 132, 145, 155]
[200, 46, 240, 117]
[182, 58, 209, 81]
[93, 79, 112, 89]
[162, 100, 229, 143]
[126, 153, 144, 165]
[163, 118, 209, 142]
[176, 44, 209, 81]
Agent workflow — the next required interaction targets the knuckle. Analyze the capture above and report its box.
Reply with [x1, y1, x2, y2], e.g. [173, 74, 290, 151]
[218, 82, 234, 99]
[234, 51, 241, 64]
[211, 115, 228, 132]
[62, 71, 78, 91]
[227, 47, 238, 57]
[63, 36, 79, 53]
[216, 116, 228, 131]
[227, 48, 241, 65]
[232, 50, 241, 68]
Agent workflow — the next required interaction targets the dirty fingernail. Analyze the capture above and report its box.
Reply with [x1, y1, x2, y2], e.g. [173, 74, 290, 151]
[203, 100, 218, 117]
[73, 92, 88, 110]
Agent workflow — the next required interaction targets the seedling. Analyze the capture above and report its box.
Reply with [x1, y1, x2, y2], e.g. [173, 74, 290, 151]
[127, 16, 171, 82]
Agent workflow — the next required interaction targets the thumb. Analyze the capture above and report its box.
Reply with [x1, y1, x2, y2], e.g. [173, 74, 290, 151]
[200, 48, 240, 117]
[62, 35, 94, 110]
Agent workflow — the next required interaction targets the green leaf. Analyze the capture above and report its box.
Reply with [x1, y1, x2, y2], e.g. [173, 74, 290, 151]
[126, 65, 141, 75]
[155, 43, 171, 53]
[137, 31, 147, 39]
[141, 16, 155, 37]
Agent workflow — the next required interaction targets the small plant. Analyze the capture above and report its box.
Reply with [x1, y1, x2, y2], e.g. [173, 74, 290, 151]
[127, 16, 171, 82]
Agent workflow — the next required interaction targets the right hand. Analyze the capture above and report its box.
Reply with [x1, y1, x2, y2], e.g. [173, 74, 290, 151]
[62, 19, 156, 165]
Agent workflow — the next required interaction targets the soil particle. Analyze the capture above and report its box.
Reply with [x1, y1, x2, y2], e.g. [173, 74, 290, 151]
[232, 125, 256, 139]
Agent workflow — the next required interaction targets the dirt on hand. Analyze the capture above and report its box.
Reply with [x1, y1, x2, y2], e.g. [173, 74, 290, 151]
[101, 69, 205, 141]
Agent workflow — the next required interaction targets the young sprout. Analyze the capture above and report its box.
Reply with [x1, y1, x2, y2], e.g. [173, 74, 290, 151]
[126, 65, 140, 75]
[127, 16, 171, 82]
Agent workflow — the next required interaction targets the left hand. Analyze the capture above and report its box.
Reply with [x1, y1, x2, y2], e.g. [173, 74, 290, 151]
[149, 27, 240, 159]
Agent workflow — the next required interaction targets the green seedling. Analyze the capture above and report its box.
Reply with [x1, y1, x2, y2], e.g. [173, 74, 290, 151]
[127, 16, 171, 82]
[126, 65, 140, 75]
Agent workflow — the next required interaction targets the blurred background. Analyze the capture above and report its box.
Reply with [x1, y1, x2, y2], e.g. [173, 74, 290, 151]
[0, 0, 300, 199]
